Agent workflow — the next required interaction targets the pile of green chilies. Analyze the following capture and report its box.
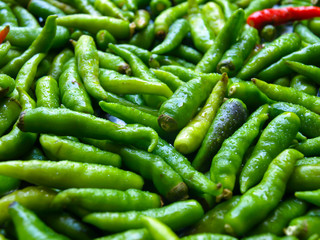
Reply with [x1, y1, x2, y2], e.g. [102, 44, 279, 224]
[0, 0, 319, 239]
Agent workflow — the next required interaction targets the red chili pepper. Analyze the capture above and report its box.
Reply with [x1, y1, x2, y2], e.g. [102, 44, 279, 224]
[0, 25, 10, 44]
[247, 6, 320, 29]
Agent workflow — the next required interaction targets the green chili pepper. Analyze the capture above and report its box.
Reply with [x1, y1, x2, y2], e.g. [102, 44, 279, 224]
[195, 9, 244, 73]
[227, 81, 275, 111]
[236, 33, 301, 80]
[295, 137, 320, 156]
[188, 195, 241, 235]
[211, 113, 269, 194]
[142, 216, 179, 240]
[18, 107, 158, 152]
[158, 76, 218, 132]
[152, 19, 190, 55]
[160, 65, 220, 82]
[99, 69, 173, 97]
[0, 160, 144, 190]
[48, 48, 74, 81]
[94, 0, 126, 20]
[151, 68, 184, 91]
[44, 0, 78, 15]
[99, 101, 167, 137]
[138, 137, 222, 196]
[0, 175, 19, 197]
[252, 78, 320, 115]
[174, 73, 228, 155]
[53, 188, 161, 212]
[28, 0, 66, 18]
[284, 216, 320, 240]
[294, 23, 320, 44]
[295, 189, 320, 207]
[98, 51, 131, 75]
[187, 0, 213, 53]
[12, 5, 40, 28]
[40, 134, 121, 167]
[0, 74, 15, 98]
[9, 202, 70, 240]
[83, 200, 204, 232]
[56, 14, 131, 39]
[215, 0, 237, 19]
[72, 0, 102, 15]
[154, 2, 189, 38]
[201, 1, 225, 36]
[0, 88, 37, 161]
[0, 49, 21, 69]
[96, 29, 116, 51]
[0, 186, 57, 225]
[225, 149, 304, 237]
[35, 75, 60, 108]
[59, 58, 94, 114]
[192, 98, 248, 172]
[15, 53, 46, 92]
[252, 198, 308, 236]
[0, 2, 18, 27]
[129, 22, 155, 50]
[285, 61, 320, 85]
[240, 112, 300, 193]
[0, 42, 11, 60]
[40, 211, 99, 240]
[109, 43, 167, 108]
[150, 0, 171, 16]
[288, 162, 320, 192]
[1, 15, 57, 77]
[290, 75, 317, 96]
[0, 98, 21, 136]
[133, 10, 150, 30]
[217, 25, 259, 77]
[94, 229, 150, 240]
[169, 45, 203, 65]
[5, 26, 69, 50]
[257, 43, 320, 82]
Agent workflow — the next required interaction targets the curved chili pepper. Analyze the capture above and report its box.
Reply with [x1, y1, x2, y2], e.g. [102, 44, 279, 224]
[247, 6, 320, 29]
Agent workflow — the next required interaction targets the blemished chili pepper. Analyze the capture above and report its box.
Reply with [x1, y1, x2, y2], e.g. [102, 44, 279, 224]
[210, 112, 269, 194]
[240, 112, 300, 193]
[284, 216, 320, 240]
[0, 26, 9, 45]
[192, 98, 248, 172]
[83, 200, 204, 232]
[247, 6, 320, 29]
[224, 149, 304, 237]
[9, 202, 70, 240]
[0, 186, 57, 225]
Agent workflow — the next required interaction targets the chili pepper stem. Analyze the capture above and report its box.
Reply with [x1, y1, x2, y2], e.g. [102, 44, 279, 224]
[284, 225, 302, 236]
